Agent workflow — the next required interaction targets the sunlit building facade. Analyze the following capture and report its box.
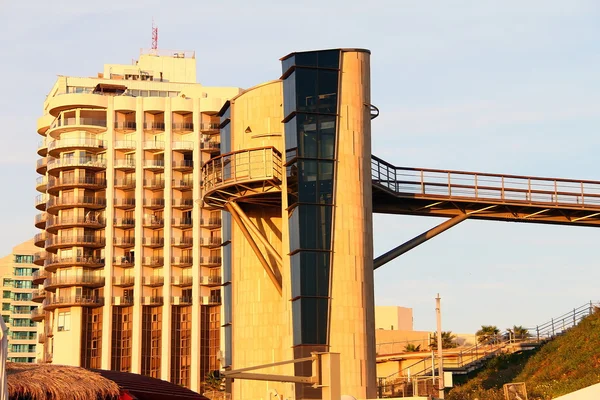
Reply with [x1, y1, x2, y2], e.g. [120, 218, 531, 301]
[34, 49, 241, 391]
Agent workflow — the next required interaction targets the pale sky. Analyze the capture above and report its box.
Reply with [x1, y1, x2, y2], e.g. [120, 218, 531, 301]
[1, 0, 599, 334]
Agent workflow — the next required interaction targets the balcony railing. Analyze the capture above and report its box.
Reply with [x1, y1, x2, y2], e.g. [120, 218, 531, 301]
[114, 159, 137, 169]
[48, 176, 107, 192]
[114, 121, 137, 130]
[173, 160, 193, 170]
[172, 237, 193, 247]
[143, 122, 165, 131]
[171, 276, 193, 286]
[172, 218, 193, 228]
[172, 122, 194, 132]
[143, 198, 165, 208]
[200, 237, 222, 247]
[45, 256, 104, 270]
[36, 176, 48, 191]
[200, 275, 222, 286]
[199, 256, 222, 266]
[33, 251, 46, 266]
[172, 179, 193, 190]
[33, 232, 47, 247]
[113, 237, 135, 247]
[171, 256, 193, 266]
[112, 296, 134, 306]
[48, 138, 106, 153]
[142, 217, 164, 228]
[171, 296, 192, 305]
[141, 256, 164, 267]
[200, 218, 222, 228]
[142, 276, 164, 286]
[114, 140, 137, 150]
[142, 237, 164, 247]
[47, 196, 106, 210]
[43, 296, 104, 309]
[113, 218, 135, 228]
[47, 157, 107, 171]
[143, 179, 165, 190]
[32, 270, 49, 284]
[143, 141, 165, 151]
[141, 296, 164, 306]
[114, 179, 136, 189]
[112, 276, 135, 286]
[50, 118, 107, 130]
[45, 235, 106, 248]
[199, 122, 220, 132]
[200, 141, 220, 151]
[113, 198, 136, 208]
[172, 141, 194, 151]
[143, 160, 165, 169]
[202, 146, 283, 197]
[46, 216, 106, 231]
[200, 295, 221, 305]
[113, 256, 135, 266]
[44, 275, 105, 289]
[172, 198, 194, 208]
[36, 157, 47, 174]
[34, 213, 48, 228]
[30, 308, 45, 321]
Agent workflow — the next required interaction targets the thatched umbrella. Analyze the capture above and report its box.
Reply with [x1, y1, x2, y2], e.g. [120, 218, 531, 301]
[6, 363, 120, 400]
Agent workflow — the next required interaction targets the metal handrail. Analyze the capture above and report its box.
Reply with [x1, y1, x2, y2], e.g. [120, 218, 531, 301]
[371, 155, 600, 209]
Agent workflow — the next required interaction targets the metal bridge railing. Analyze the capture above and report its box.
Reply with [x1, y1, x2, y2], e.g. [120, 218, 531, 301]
[371, 155, 600, 209]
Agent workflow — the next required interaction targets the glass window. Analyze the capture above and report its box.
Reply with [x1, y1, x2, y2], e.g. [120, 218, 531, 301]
[58, 311, 71, 331]
[283, 71, 297, 118]
[295, 69, 318, 114]
[15, 255, 34, 264]
[290, 252, 330, 298]
[292, 297, 329, 345]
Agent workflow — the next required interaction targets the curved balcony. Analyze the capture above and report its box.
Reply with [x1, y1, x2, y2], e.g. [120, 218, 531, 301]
[142, 237, 164, 248]
[114, 159, 137, 171]
[200, 218, 222, 229]
[47, 93, 108, 117]
[35, 194, 48, 211]
[172, 198, 193, 210]
[114, 121, 137, 132]
[142, 276, 164, 287]
[112, 296, 134, 306]
[43, 296, 104, 311]
[172, 237, 193, 248]
[46, 196, 106, 213]
[32, 269, 49, 285]
[199, 256, 222, 267]
[46, 216, 106, 233]
[47, 117, 108, 137]
[143, 122, 165, 132]
[143, 160, 164, 171]
[34, 213, 48, 229]
[113, 218, 135, 228]
[44, 275, 105, 291]
[34, 232, 47, 248]
[114, 140, 137, 150]
[48, 137, 106, 156]
[113, 198, 136, 209]
[200, 275, 222, 287]
[202, 146, 283, 208]
[31, 307, 45, 322]
[171, 98, 193, 113]
[199, 237, 222, 248]
[141, 256, 164, 268]
[171, 256, 193, 267]
[47, 157, 106, 174]
[113, 237, 135, 248]
[200, 140, 220, 153]
[199, 122, 220, 133]
[45, 256, 104, 272]
[143, 198, 165, 209]
[31, 289, 47, 303]
[143, 179, 165, 190]
[171, 276, 192, 287]
[172, 141, 194, 151]
[172, 218, 193, 229]
[36, 157, 47, 175]
[171, 296, 192, 306]
[172, 160, 193, 172]
[142, 217, 164, 229]
[36, 176, 48, 193]
[114, 96, 136, 112]
[37, 114, 54, 136]
[45, 235, 106, 251]
[112, 276, 134, 287]
[172, 179, 193, 191]
[141, 296, 164, 306]
[172, 122, 194, 133]
[143, 141, 165, 152]
[114, 178, 136, 190]
[48, 176, 107, 194]
[33, 251, 46, 266]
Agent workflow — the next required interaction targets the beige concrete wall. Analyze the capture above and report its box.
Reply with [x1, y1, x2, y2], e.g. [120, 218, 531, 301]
[327, 50, 376, 399]
[376, 306, 414, 331]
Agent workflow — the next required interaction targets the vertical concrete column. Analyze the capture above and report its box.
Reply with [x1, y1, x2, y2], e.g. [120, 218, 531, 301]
[101, 99, 116, 369]
[161, 100, 173, 382]
[328, 50, 376, 398]
[131, 98, 145, 374]
[190, 99, 202, 392]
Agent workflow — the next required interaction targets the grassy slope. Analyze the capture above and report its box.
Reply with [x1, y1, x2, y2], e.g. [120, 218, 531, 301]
[447, 312, 600, 400]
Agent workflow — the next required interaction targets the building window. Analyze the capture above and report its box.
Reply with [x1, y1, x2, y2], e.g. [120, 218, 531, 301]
[14, 255, 34, 264]
[57, 311, 71, 331]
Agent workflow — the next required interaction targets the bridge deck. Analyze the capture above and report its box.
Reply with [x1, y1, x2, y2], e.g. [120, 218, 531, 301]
[371, 155, 600, 227]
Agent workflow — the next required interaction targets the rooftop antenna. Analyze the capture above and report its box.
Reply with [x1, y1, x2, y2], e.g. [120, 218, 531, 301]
[151, 19, 159, 51]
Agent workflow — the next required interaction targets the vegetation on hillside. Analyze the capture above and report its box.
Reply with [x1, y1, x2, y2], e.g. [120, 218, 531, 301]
[447, 311, 600, 400]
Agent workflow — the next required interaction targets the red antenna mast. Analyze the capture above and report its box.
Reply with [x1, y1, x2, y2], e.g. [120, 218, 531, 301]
[151, 19, 159, 50]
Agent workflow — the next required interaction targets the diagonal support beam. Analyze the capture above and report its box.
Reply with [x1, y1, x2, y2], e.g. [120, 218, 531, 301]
[225, 203, 282, 295]
[229, 201, 283, 266]
[374, 213, 468, 270]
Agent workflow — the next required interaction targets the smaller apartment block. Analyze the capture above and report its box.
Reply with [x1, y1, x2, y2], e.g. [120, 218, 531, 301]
[0, 240, 39, 363]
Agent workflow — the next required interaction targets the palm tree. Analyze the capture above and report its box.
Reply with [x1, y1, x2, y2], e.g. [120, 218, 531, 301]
[476, 325, 500, 344]
[404, 343, 421, 352]
[203, 370, 224, 392]
[429, 331, 458, 350]
[509, 325, 530, 341]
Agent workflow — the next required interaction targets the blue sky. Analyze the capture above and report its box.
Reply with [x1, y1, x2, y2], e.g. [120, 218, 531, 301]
[1, 0, 599, 334]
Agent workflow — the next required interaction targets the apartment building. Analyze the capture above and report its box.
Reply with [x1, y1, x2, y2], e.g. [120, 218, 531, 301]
[34, 49, 241, 391]
[0, 240, 39, 363]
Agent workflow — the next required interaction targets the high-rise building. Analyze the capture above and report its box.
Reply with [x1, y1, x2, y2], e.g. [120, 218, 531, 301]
[0, 240, 39, 363]
[34, 49, 241, 391]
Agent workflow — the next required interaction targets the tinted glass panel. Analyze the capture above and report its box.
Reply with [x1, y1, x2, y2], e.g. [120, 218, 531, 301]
[297, 205, 333, 250]
[281, 56, 296, 74]
[317, 70, 338, 114]
[292, 297, 329, 345]
[317, 50, 340, 68]
[283, 71, 297, 118]
[295, 69, 318, 114]
[284, 117, 298, 151]
[290, 252, 330, 298]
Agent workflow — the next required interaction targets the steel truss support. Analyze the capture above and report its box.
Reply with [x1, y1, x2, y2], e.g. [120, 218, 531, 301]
[225, 202, 282, 295]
